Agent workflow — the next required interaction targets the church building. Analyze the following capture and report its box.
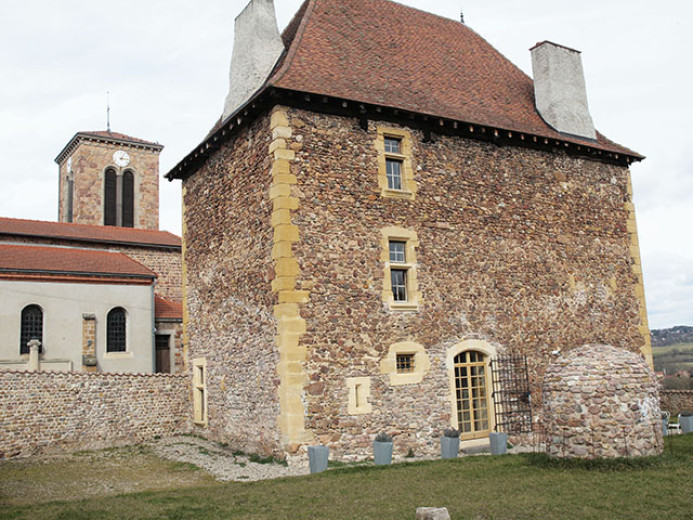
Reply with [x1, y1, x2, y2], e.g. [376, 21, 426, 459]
[0, 131, 183, 374]
[166, 0, 651, 458]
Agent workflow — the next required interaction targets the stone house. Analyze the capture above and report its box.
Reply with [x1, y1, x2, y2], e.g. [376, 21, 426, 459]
[0, 131, 184, 374]
[166, 0, 651, 458]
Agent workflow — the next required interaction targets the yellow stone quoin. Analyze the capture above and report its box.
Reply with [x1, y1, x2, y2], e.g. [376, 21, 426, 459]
[625, 173, 653, 368]
[269, 106, 313, 447]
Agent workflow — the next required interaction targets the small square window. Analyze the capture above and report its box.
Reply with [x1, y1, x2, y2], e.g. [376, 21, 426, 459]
[391, 269, 407, 301]
[396, 353, 415, 373]
[389, 241, 406, 263]
[386, 159, 403, 190]
[384, 136, 401, 154]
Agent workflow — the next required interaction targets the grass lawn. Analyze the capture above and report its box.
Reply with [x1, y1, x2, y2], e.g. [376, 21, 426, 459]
[1, 435, 692, 520]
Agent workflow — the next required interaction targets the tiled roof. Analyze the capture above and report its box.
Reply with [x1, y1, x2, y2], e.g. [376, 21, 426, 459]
[78, 131, 161, 146]
[0, 217, 181, 249]
[55, 131, 163, 164]
[0, 244, 156, 281]
[268, 0, 639, 158]
[155, 295, 183, 320]
[166, 0, 642, 181]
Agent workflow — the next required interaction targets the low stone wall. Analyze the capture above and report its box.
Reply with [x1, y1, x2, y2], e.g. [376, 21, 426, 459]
[0, 370, 192, 458]
[660, 390, 693, 415]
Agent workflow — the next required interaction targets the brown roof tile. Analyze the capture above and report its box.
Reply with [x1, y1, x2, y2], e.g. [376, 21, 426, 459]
[155, 295, 183, 320]
[0, 217, 181, 249]
[268, 0, 638, 157]
[0, 244, 156, 281]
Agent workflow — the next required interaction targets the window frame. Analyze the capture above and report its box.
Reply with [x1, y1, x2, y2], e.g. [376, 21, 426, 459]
[193, 358, 208, 426]
[376, 127, 417, 199]
[381, 227, 420, 311]
[380, 341, 430, 386]
[20, 304, 43, 355]
[106, 307, 127, 353]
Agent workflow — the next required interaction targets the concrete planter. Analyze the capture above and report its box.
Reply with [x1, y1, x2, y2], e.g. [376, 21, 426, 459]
[489, 432, 508, 455]
[681, 415, 693, 434]
[373, 441, 393, 465]
[308, 445, 329, 474]
[440, 436, 460, 459]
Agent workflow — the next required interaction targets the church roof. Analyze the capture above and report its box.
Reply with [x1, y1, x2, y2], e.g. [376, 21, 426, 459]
[0, 217, 181, 249]
[0, 243, 156, 284]
[55, 131, 163, 165]
[155, 295, 183, 320]
[268, 0, 637, 157]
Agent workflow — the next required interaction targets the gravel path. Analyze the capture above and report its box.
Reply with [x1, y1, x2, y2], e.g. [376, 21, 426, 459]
[148, 436, 310, 482]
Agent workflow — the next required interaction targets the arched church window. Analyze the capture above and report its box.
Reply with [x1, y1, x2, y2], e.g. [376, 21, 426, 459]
[20, 304, 43, 355]
[122, 170, 134, 228]
[104, 168, 117, 226]
[104, 168, 135, 228]
[106, 307, 127, 352]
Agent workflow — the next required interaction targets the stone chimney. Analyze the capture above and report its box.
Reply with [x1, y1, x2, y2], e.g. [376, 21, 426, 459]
[531, 41, 596, 140]
[222, 0, 285, 121]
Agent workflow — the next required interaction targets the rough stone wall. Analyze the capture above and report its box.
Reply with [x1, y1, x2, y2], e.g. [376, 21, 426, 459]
[282, 108, 646, 457]
[118, 246, 182, 302]
[181, 113, 282, 455]
[543, 344, 662, 458]
[660, 390, 693, 415]
[0, 371, 190, 458]
[58, 140, 160, 230]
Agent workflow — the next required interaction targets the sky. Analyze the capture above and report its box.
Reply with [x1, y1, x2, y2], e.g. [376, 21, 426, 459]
[0, 0, 691, 329]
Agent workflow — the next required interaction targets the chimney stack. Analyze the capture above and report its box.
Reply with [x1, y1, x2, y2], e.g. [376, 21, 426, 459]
[222, 0, 285, 121]
[531, 41, 596, 140]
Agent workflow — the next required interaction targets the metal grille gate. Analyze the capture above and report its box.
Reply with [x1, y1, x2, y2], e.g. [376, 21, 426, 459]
[490, 354, 533, 433]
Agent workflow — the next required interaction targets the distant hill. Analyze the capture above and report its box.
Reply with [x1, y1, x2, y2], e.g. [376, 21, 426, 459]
[651, 326, 693, 347]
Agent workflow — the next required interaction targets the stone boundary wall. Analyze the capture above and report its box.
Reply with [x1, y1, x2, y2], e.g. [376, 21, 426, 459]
[661, 390, 693, 415]
[0, 370, 191, 458]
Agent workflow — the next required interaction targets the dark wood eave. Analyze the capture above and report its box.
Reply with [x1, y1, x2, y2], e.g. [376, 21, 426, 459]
[165, 86, 644, 181]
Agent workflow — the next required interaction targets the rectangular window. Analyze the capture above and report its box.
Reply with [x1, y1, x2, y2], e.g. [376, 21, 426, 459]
[389, 241, 406, 263]
[396, 353, 415, 373]
[386, 159, 403, 190]
[381, 228, 420, 311]
[377, 128, 416, 199]
[193, 358, 208, 426]
[391, 269, 407, 301]
[384, 136, 401, 154]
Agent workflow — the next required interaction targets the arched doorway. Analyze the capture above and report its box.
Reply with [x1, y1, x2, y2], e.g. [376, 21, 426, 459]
[454, 350, 490, 438]
[447, 340, 496, 440]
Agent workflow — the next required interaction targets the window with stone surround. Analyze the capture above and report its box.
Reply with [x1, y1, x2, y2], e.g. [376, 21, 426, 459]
[106, 307, 127, 353]
[376, 127, 416, 199]
[381, 227, 420, 311]
[193, 358, 208, 425]
[396, 353, 415, 373]
[380, 341, 430, 385]
[347, 377, 372, 415]
[20, 304, 43, 355]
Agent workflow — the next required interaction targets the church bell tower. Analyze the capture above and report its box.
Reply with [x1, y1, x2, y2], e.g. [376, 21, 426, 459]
[54, 131, 164, 230]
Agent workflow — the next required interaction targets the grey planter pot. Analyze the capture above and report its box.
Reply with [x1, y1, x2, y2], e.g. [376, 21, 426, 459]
[308, 445, 329, 474]
[373, 441, 393, 465]
[440, 436, 460, 459]
[489, 432, 508, 455]
[681, 415, 693, 434]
